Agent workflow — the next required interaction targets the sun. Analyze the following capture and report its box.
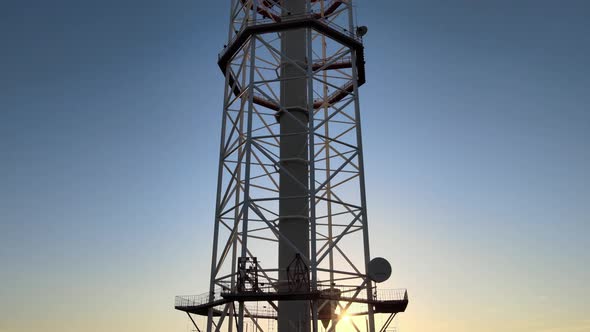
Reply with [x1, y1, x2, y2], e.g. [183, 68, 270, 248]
[340, 313, 350, 322]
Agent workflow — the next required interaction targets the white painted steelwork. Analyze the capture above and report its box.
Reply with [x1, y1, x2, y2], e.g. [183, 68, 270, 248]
[175, 1, 408, 332]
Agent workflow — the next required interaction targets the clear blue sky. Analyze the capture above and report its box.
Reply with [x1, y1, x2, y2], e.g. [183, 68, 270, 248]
[1, 1, 589, 332]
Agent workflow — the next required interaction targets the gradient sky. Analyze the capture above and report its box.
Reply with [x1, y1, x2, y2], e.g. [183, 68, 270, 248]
[1, 1, 589, 332]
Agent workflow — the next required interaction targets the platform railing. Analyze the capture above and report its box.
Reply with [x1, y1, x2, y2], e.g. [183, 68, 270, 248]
[218, 283, 407, 302]
[373, 289, 408, 302]
[177, 285, 407, 308]
[219, 12, 361, 61]
[316, 285, 408, 303]
[175, 289, 223, 307]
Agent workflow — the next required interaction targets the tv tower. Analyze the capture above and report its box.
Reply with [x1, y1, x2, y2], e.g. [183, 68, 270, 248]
[175, 1, 408, 332]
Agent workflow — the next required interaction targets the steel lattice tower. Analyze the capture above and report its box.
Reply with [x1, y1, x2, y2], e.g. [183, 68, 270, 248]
[176, 1, 408, 332]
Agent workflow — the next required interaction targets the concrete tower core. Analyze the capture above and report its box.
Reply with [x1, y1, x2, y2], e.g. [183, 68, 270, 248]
[277, 1, 310, 331]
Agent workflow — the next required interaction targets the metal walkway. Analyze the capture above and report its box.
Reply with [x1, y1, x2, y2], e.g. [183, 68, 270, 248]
[175, 288, 408, 319]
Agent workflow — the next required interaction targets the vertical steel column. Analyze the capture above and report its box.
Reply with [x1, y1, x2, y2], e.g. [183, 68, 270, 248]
[209, 2, 242, 331]
[347, 1, 375, 332]
[228, 57, 248, 332]
[318, 1, 335, 288]
[306, 7, 319, 332]
[278, 0, 310, 331]
[208, 32, 235, 332]
[238, 15, 258, 332]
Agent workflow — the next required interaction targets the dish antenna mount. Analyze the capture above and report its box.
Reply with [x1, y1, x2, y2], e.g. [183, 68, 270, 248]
[356, 25, 368, 37]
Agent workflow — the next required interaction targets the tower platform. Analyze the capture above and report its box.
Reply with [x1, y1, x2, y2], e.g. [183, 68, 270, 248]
[175, 288, 408, 319]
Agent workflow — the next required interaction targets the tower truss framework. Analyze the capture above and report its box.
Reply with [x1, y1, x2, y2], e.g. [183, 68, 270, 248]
[176, 1, 408, 332]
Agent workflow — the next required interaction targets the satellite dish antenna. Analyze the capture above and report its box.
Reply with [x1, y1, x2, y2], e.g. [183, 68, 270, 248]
[367, 257, 391, 283]
[356, 26, 368, 37]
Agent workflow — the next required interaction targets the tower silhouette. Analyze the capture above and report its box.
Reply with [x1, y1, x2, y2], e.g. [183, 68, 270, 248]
[175, 1, 408, 331]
